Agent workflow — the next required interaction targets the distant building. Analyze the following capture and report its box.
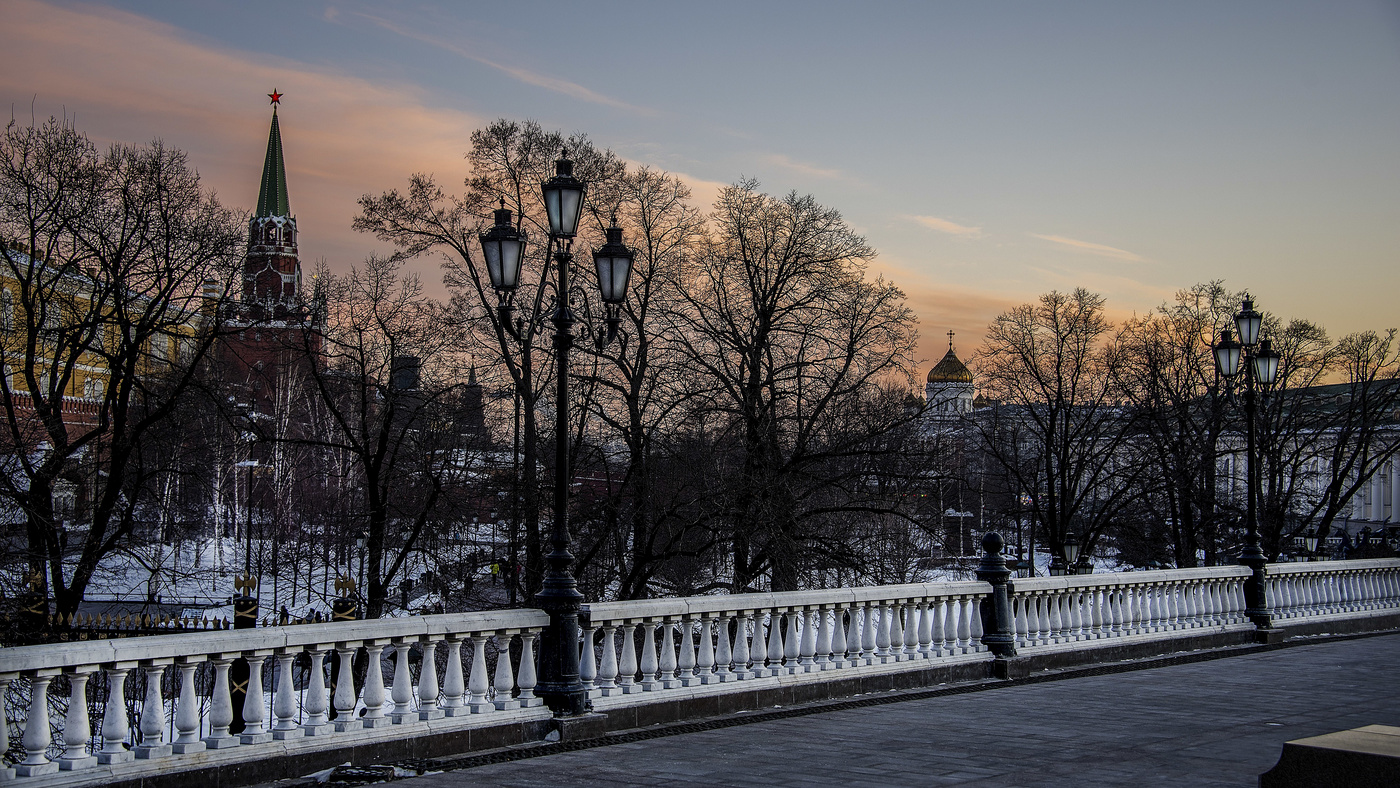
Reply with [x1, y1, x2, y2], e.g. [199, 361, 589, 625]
[925, 331, 974, 419]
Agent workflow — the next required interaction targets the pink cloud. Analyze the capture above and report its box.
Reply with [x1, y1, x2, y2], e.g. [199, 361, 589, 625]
[905, 214, 984, 238]
[1032, 233, 1145, 263]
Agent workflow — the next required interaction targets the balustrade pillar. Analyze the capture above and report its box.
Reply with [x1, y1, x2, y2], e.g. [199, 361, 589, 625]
[749, 614, 769, 679]
[862, 603, 878, 664]
[17, 671, 59, 776]
[171, 659, 206, 753]
[134, 662, 173, 758]
[239, 653, 273, 743]
[830, 607, 850, 668]
[518, 633, 542, 707]
[783, 611, 801, 673]
[731, 615, 751, 680]
[494, 634, 521, 710]
[618, 624, 640, 693]
[467, 635, 493, 713]
[579, 623, 598, 697]
[598, 625, 621, 694]
[640, 622, 661, 690]
[202, 657, 240, 748]
[97, 666, 134, 764]
[813, 609, 831, 670]
[679, 618, 700, 686]
[332, 645, 362, 732]
[917, 602, 933, 658]
[697, 616, 718, 684]
[844, 605, 861, 666]
[442, 638, 467, 717]
[716, 616, 737, 682]
[272, 651, 303, 737]
[361, 644, 390, 727]
[303, 649, 334, 734]
[58, 667, 99, 769]
[659, 621, 680, 688]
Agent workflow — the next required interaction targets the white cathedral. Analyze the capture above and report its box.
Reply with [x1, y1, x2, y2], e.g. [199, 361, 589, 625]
[925, 331, 974, 418]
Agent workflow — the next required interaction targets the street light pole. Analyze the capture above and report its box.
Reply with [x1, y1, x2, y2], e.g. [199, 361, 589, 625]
[479, 152, 635, 718]
[1213, 295, 1280, 629]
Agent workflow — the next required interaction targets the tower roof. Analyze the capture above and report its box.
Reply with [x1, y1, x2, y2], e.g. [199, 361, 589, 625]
[255, 107, 290, 218]
[927, 331, 973, 384]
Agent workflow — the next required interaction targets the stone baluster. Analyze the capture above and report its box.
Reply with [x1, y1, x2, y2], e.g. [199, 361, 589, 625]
[1070, 592, 1085, 640]
[580, 624, 598, 697]
[1124, 588, 1139, 633]
[969, 597, 985, 650]
[97, 665, 134, 764]
[618, 624, 640, 693]
[696, 616, 717, 684]
[16, 671, 59, 776]
[678, 619, 699, 686]
[874, 603, 893, 663]
[862, 603, 879, 664]
[731, 614, 751, 680]
[597, 625, 621, 694]
[135, 662, 173, 758]
[716, 615, 736, 681]
[1094, 587, 1109, 637]
[640, 621, 661, 690]
[58, 666, 99, 770]
[390, 643, 415, 723]
[441, 637, 467, 717]
[1111, 588, 1126, 634]
[886, 604, 904, 662]
[1047, 591, 1063, 643]
[903, 603, 919, 658]
[272, 651, 303, 737]
[830, 607, 850, 668]
[750, 613, 770, 679]
[915, 602, 932, 657]
[417, 639, 443, 720]
[518, 633, 542, 707]
[766, 611, 786, 675]
[361, 643, 389, 727]
[1181, 582, 1198, 628]
[930, 598, 947, 654]
[958, 596, 973, 653]
[494, 634, 520, 710]
[331, 645, 362, 732]
[467, 635, 493, 712]
[239, 653, 273, 743]
[171, 658, 206, 753]
[658, 620, 680, 688]
[1010, 597, 1026, 649]
[303, 649, 333, 734]
[798, 609, 818, 671]
[844, 605, 862, 666]
[783, 611, 802, 673]
[813, 609, 832, 670]
[202, 656, 240, 748]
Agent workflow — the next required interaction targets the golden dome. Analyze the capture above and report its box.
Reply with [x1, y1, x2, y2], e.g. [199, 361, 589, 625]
[927, 346, 972, 384]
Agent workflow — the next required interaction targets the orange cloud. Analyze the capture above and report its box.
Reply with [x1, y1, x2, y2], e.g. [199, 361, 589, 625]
[1032, 233, 1145, 263]
[0, 0, 484, 284]
[762, 153, 845, 180]
[905, 214, 984, 238]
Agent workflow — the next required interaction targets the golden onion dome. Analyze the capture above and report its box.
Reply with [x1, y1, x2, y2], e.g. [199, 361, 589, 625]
[927, 346, 973, 384]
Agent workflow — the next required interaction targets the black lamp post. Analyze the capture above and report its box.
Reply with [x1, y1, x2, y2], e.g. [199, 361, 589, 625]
[1049, 531, 1080, 576]
[478, 151, 634, 718]
[1303, 527, 1319, 562]
[1213, 295, 1280, 627]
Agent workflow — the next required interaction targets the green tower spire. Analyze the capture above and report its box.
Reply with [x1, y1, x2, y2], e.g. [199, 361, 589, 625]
[255, 107, 290, 218]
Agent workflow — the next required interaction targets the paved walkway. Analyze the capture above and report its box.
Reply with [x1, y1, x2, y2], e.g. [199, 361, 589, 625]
[402, 634, 1400, 787]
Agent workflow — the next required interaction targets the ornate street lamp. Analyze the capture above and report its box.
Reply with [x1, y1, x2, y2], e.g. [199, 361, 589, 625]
[1214, 295, 1280, 628]
[1303, 527, 1319, 562]
[478, 150, 635, 718]
[1050, 531, 1079, 576]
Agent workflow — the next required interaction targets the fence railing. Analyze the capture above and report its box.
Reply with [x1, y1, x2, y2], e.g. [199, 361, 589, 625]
[1009, 566, 1253, 649]
[2, 558, 1398, 784]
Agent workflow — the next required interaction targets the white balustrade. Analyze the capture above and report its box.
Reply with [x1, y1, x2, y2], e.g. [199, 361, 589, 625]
[4, 562, 1398, 787]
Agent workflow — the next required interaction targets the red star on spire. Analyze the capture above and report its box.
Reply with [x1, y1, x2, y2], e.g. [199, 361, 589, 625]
[268, 89, 283, 105]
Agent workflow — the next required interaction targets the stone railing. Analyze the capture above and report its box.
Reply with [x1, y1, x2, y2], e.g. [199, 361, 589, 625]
[578, 581, 991, 698]
[2, 558, 1399, 785]
[0, 609, 548, 781]
[1262, 559, 1400, 624]
[1009, 566, 1253, 650]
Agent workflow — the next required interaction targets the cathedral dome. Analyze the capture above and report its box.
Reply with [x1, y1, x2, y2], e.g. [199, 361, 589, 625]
[927, 347, 973, 385]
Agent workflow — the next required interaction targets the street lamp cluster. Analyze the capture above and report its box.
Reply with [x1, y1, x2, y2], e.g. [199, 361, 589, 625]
[477, 151, 636, 717]
[1213, 295, 1280, 626]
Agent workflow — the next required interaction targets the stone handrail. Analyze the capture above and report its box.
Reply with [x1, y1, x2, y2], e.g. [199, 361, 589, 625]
[1008, 566, 1253, 650]
[579, 582, 992, 695]
[1260, 558, 1400, 624]
[0, 608, 549, 779]
[2, 561, 1399, 785]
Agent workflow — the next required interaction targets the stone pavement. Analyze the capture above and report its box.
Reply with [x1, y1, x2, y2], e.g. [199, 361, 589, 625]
[399, 633, 1400, 787]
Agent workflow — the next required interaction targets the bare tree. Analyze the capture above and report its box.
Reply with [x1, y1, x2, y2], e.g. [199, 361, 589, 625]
[669, 180, 920, 592]
[0, 118, 243, 618]
[973, 289, 1143, 567]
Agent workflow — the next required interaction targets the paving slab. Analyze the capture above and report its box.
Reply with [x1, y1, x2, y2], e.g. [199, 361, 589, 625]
[400, 633, 1400, 787]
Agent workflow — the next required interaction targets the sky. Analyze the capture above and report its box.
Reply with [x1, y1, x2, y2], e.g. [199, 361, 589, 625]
[2, 0, 1398, 371]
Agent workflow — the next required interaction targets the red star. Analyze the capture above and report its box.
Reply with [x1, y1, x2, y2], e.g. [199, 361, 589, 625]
[268, 89, 283, 105]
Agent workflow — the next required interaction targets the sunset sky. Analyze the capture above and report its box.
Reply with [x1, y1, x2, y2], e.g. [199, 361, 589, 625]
[3, 0, 1397, 369]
